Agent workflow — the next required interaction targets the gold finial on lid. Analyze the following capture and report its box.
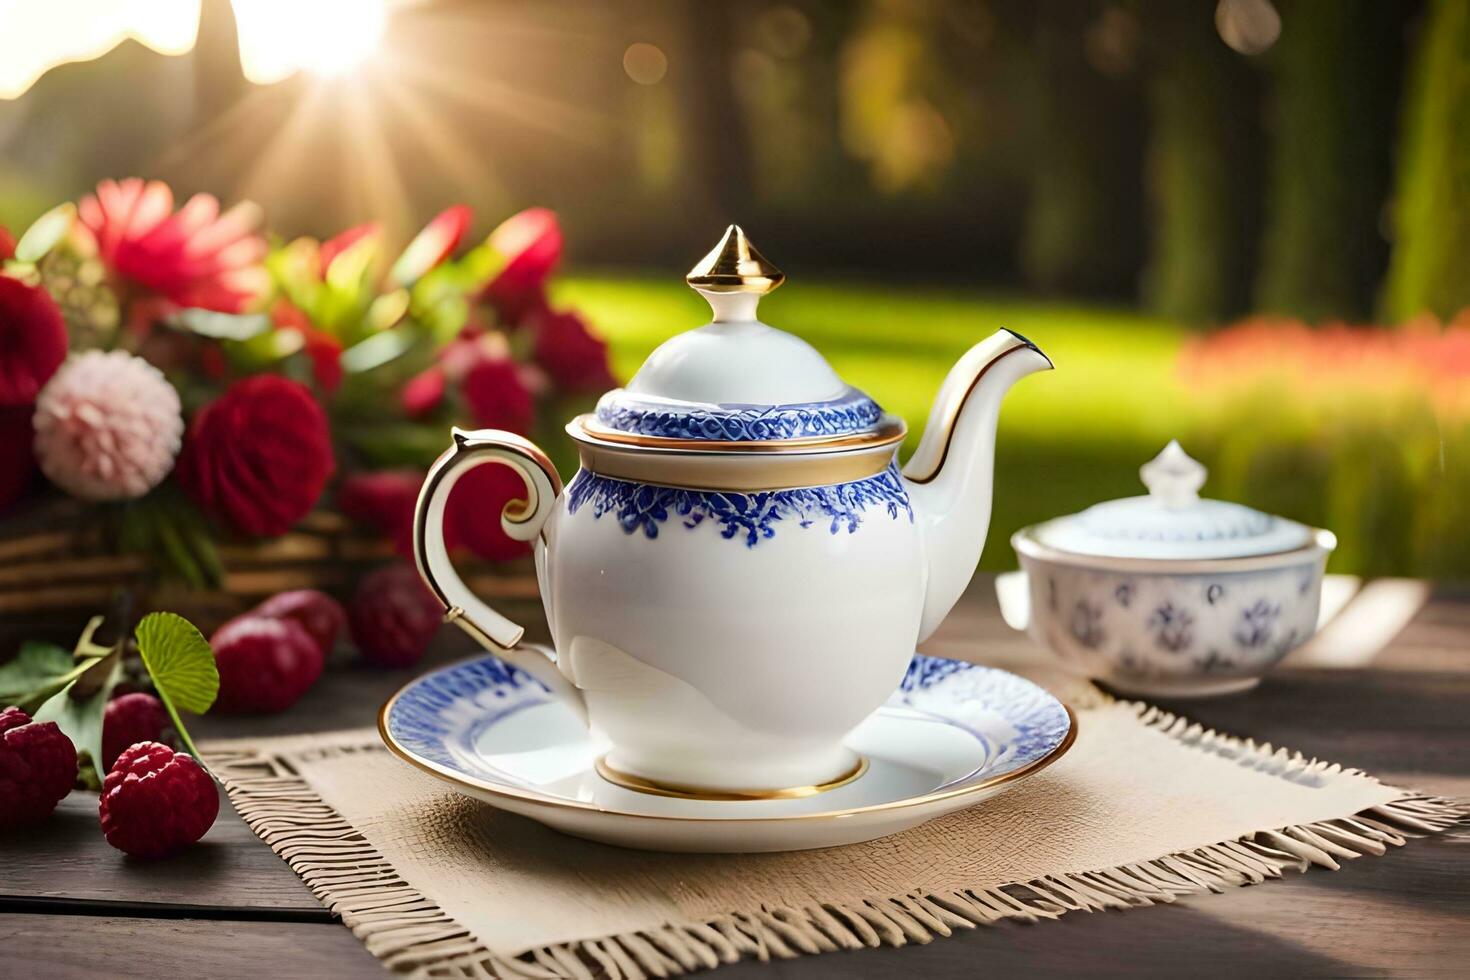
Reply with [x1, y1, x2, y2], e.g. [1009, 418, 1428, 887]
[686, 225, 785, 295]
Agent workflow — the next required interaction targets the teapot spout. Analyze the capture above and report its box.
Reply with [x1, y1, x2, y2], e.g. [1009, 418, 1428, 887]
[903, 329, 1052, 641]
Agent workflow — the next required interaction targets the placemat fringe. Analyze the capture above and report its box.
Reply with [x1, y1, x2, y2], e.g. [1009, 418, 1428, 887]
[208, 716, 1467, 979]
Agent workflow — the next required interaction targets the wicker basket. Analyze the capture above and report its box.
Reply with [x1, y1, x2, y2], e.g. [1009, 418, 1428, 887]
[0, 502, 540, 648]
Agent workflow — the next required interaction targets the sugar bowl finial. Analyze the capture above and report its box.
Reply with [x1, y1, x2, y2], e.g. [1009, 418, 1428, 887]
[686, 225, 785, 296]
[1140, 440, 1207, 510]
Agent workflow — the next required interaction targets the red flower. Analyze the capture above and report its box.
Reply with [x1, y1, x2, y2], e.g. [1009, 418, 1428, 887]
[448, 462, 533, 562]
[400, 365, 445, 418]
[178, 376, 335, 537]
[482, 208, 561, 324]
[392, 205, 472, 285]
[77, 179, 267, 313]
[532, 307, 616, 393]
[318, 222, 379, 278]
[272, 301, 342, 394]
[300, 328, 343, 393]
[0, 274, 67, 406]
[463, 354, 534, 433]
[0, 225, 14, 261]
[0, 406, 36, 516]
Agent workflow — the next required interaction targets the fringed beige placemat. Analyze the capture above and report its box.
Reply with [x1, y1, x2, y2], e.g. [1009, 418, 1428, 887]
[203, 669, 1464, 979]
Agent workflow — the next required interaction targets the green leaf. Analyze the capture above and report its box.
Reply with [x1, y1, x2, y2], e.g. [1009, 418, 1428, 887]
[115, 492, 224, 588]
[0, 642, 79, 708]
[169, 308, 271, 340]
[135, 612, 218, 766]
[15, 202, 75, 263]
[340, 325, 419, 374]
[135, 612, 218, 715]
[366, 288, 411, 332]
[33, 651, 121, 781]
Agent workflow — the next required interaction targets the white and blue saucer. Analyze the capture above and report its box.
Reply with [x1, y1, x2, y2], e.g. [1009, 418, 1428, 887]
[379, 654, 1075, 852]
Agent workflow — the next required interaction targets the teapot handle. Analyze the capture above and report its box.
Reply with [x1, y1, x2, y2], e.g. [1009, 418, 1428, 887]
[413, 427, 587, 723]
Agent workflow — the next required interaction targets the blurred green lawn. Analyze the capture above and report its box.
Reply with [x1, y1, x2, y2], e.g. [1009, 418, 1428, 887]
[556, 275, 1191, 569]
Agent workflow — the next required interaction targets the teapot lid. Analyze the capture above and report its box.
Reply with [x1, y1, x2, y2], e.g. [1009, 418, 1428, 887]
[582, 227, 898, 446]
[1030, 441, 1316, 560]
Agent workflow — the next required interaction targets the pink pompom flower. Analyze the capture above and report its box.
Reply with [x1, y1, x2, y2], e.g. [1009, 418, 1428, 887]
[33, 350, 183, 501]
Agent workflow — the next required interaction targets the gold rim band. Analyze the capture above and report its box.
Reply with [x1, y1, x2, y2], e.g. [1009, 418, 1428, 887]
[574, 440, 898, 491]
[571, 415, 907, 454]
[594, 755, 869, 802]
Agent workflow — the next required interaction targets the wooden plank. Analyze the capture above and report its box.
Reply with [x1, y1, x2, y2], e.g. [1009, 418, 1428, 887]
[0, 790, 322, 915]
[715, 833, 1470, 979]
[3, 831, 1465, 980]
[0, 914, 383, 980]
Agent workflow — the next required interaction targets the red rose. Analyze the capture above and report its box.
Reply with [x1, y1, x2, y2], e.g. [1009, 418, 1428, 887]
[0, 406, 36, 515]
[532, 307, 616, 393]
[178, 376, 335, 537]
[462, 355, 534, 433]
[0, 275, 67, 406]
[400, 365, 445, 418]
[482, 208, 561, 325]
[447, 462, 533, 562]
[0, 226, 14, 261]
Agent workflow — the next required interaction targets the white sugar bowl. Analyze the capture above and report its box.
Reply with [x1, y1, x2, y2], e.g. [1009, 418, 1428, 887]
[999, 442, 1335, 698]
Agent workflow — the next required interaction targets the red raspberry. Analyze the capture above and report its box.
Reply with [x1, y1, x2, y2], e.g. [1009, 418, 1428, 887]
[210, 615, 324, 713]
[254, 589, 346, 655]
[99, 742, 218, 858]
[349, 563, 443, 667]
[0, 705, 77, 829]
[102, 693, 169, 771]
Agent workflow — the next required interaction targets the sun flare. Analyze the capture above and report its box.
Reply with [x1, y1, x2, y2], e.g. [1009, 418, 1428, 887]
[231, 0, 388, 85]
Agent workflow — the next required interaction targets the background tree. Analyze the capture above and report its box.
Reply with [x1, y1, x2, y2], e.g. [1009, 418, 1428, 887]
[1253, 0, 1409, 322]
[1382, 0, 1470, 322]
[1019, 0, 1146, 298]
[1140, 1, 1264, 324]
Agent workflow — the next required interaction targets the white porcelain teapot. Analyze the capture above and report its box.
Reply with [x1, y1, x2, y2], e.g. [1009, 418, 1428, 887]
[414, 227, 1051, 798]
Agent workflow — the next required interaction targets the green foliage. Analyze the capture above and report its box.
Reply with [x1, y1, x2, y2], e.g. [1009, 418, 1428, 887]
[34, 650, 122, 789]
[2, 613, 219, 784]
[135, 612, 219, 761]
[0, 642, 80, 711]
[2, 618, 120, 785]
[13, 201, 75, 264]
[115, 489, 225, 588]
[1382, 0, 1470, 321]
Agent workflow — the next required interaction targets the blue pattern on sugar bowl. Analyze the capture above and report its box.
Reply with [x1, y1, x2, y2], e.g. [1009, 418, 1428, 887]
[1006, 441, 1336, 698]
[564, 462, 914, 547]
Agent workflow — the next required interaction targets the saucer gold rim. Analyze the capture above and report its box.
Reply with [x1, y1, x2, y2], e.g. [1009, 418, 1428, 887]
[593, 754, 869, 801]
[377, 658, 1077, 826]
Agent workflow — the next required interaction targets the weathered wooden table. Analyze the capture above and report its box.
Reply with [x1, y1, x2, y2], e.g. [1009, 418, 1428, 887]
[4, 576, 1467, 978]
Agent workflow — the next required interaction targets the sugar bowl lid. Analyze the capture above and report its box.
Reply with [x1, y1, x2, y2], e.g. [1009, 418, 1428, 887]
[578, 227, 902, 448]
[1029, 441, 1317, 560]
